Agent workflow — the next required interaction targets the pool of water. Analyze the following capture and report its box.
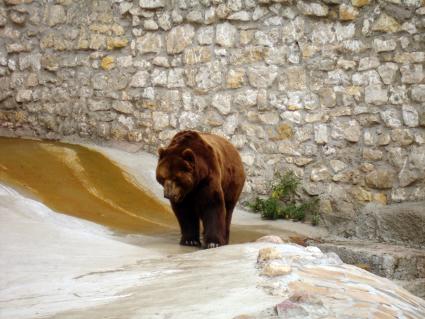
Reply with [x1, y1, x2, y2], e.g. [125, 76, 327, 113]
[0, 137, 176, 234]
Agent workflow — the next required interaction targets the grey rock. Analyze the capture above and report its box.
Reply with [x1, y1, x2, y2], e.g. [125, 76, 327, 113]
[227, 11, 251, 21]
[358, 56, 380, 71]
[391, 128, 414, 146]
[130, 71, 150, 88]
[167, 68, 185, 88]
[402, 105, 419, 127]
[187, 61, 223, 93]
[297, 1, 329, 17]
[212, 93, 232, 115]
[381, 109, 402, 128]
[258, 112, 279, 125]
[139, 0, 165, 8]
[372, 38, 396, 52]
[158, 12, 172, 31]
[216, 22, 237, 47]
[377, 63, 398, 85]
[10, 10, 26, 25]
[253, 6, 268, 21]
[152, 111, 169, 130]
[401, 64, 424, 84]
[166, 25, 195, 54]
[365, 85, 388, 105]
[318, 88, 336, 108]
[88, 100, 110, 112]
[352, 70, 382, 86]
[112, 101, 133, 114]
[314, 124, 328, 144]
[281, 111, 301, 124]
[143, 19, 159, 31]
[412, 85, 425, 102]
[137, 33, 163, 53]
[204, 7, 216, 24]
[344, 120, 362, 142]
[186, 10, 203, 24]
[384, 3, 414, 21]
[311, 165, 330, 182]
[234, 89, 257, 107]
[179, 111, 200, 129]
[197, 26, 214, 45]
[16, 89, 32, 102]
[247, 65, 278, 88]
[279, 66, 307, 91]
[366, 169, 396, 189]
[222, 114, 239, 135]
[47, 5, 66, 27]
[356, 201, 425, 248]
[151, 69, 168, 87]
[19, 53, 41, 71]
[0, 8, 6, 27]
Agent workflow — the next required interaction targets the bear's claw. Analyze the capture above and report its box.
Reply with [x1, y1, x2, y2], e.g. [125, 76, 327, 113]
[206, 242, 220, 249]
[182, 240, 201, 247]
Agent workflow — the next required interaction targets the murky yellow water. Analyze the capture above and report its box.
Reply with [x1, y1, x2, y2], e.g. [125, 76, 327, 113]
[0, 137, 295, 244]
[0, 137, 175, 234]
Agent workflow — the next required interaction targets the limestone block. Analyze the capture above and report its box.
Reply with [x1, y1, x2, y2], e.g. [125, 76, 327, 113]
[365, 85, 388, 105]
[402, 105, 419, 127]
[139, 0, 165, 9]
[47, 5, 66, 27]
[412, 85, 425, 102]
[339, 4, 359, 21]
[372, 13, 401, 33]
[212, 93, 232, 115]
[366, 169, 396, 189]
[216, 22, 237, 47]
[137, 33, 163, 53]
[247, 65, 278, 88]
[297, 1, 329, 17]
[130, 71, 150, 88]
[166, 25, 195, 54]
[372, 38, 396, 52]
[401, 64, 424, 84]
[112, 101, 133, 114]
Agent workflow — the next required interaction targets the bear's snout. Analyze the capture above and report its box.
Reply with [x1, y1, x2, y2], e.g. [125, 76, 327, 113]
[163, 180, 181, 202]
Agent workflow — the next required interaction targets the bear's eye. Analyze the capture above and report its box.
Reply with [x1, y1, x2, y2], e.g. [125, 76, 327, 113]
[156, 175, 165, 184]
[182, 163, 193, 172]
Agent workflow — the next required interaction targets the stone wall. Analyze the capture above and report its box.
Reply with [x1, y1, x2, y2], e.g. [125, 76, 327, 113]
[1, 0, 424, 223]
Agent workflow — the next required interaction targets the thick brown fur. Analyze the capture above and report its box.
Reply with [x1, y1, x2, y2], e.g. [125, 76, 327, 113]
[156, 130, 245, 248]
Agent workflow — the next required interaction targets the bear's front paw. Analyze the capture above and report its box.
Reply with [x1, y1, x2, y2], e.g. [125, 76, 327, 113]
[180, 239, 201, 247]
[206, 242, 220, 249]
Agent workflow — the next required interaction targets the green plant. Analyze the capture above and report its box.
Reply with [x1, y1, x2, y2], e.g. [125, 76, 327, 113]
[270, 171, 300, 201]
[248, 171, 320, 225]
[247, 197, 265, 213]
[259, 197, 281, 220]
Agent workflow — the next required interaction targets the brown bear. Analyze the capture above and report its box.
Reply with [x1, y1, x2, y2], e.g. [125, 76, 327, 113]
[156, 130, 245, 248]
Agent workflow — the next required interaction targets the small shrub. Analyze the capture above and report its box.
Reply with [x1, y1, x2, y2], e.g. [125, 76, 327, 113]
[259, 197, 281, 220]
[248, 197, 265, 213]
[248, 171, 320, 225]
[271, 171, 300, 201]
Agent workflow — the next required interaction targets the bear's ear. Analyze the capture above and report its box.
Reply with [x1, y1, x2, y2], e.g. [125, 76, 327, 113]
[158, 147, 166, 158]
[182, 148, 195, 163]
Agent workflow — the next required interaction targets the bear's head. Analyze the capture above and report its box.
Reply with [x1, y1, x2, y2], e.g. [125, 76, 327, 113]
[156, 147, 196, 203]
